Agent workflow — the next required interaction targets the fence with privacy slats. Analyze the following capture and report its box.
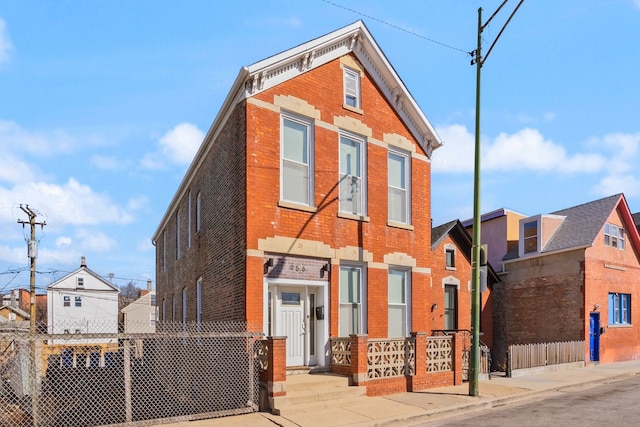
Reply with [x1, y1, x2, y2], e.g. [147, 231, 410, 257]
[0, 321, 263, 427]
[507, 340, 584, 376]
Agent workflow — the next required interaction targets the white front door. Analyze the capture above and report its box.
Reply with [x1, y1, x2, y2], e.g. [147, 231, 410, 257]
[279, 288, 306, 366]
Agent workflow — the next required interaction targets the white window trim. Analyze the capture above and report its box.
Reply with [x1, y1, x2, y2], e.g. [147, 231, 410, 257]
[339, 263, 367, 336]
[387, 148, 411, 225]
[182, 288, 187, 330]
[280, 112, 315, 207]
[196, 192, 201, 232]
[162, 231, 166, 272]
[176, 212, 181, 260]
[343, 67, 361, 109]
[339, 131, 367, 216]
[196, 278, 202, 332]
[388, 267, 411, 338]
[187, 191, 192, 249]
[519, 215, 542, 256]
[444, 243, 456, 271]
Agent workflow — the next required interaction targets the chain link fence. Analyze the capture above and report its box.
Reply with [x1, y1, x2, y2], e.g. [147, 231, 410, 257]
[0, 321, 263, 426]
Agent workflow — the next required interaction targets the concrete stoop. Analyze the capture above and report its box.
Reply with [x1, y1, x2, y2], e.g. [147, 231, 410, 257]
[272, 373, 367, 416]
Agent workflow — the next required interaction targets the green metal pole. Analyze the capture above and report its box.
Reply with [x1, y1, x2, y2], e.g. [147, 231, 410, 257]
[469, 6, 483, 397]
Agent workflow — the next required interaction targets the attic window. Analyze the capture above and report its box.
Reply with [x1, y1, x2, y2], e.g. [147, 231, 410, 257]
[444, 244, 456, 270]
[343, 67, 361, 109]
[523, 221, 538, 254]
[77, 277, 84, 288]
[604, 223, 625, 250]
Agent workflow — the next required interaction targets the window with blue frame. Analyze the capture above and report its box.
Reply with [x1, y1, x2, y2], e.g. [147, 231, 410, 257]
[608, 292, 631, 325]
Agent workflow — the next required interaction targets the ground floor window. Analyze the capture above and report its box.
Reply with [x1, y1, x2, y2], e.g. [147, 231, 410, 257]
[339, 265, 365, 336]
[608, 292, 631, 325]
[388, 268, 410, 337]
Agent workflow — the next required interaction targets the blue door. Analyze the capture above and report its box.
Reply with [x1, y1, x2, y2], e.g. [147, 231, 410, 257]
[590, 312, 600, 362]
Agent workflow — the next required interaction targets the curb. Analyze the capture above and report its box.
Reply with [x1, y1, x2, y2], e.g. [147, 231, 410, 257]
[358, 369, 640, 426]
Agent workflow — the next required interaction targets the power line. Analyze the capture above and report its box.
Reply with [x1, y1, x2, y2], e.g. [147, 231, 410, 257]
[320, 0, 469, 54]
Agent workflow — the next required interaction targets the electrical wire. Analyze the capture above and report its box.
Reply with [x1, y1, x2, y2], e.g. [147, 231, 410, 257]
[320, 0, 469, 54]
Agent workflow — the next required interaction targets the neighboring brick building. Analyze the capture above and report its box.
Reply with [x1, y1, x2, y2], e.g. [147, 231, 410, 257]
[431, 219, 499, 348]
[153, 21, 443, 369]
[491, 194, 640, 367]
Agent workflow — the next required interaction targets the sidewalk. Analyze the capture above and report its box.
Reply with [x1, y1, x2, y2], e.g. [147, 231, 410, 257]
[166, 360, 640, 427]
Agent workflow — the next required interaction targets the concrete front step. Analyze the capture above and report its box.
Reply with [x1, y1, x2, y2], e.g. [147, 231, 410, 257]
[272, 373, 367, 416]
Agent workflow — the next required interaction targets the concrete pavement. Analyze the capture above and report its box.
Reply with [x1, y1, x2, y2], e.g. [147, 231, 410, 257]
[165, 360, 640, 426]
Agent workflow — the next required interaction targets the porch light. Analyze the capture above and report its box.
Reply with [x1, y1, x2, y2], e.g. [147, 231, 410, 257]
[264, 258, 274, 274]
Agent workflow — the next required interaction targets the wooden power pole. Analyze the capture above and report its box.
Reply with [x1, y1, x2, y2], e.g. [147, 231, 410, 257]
[17, 204, 46, 333]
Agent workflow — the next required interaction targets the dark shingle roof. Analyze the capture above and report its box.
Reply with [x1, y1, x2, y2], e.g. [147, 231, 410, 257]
[543, 193, 622, 252]
[431, 220, 460, 249]
[632, 212, 640, 233]
[504, 194, 623, 261]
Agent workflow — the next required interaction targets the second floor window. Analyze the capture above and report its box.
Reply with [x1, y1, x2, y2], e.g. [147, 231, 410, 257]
[523, 221, 538, 254]
[388, 149, 410, 224]
[604, 223, 625, 250]
[75, 296, 82, 307]
[446, 248, 455, 269]
[281, 114, 313, 206]
[339, 133, 366, 216]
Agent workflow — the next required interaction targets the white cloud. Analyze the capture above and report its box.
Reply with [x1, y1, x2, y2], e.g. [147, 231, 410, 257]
[0, 243, 26, 265]
[634, 0, 640, 10]
[75, 229, 117, 252]
[141, 122, 204, 170]
[431, 124, 474, 173]
[433, 125, 606, 174]
[159, 122, 204, 165]
[137, 238, 154, 252]
[0, 153, 39, 184]
[0, 120, 75, 156]
[55, 236, 72, 248]
[0, 178, 133, 225]
[602, 132, 640, 158]
[593, 174, 640, 198]
[91, 155, 123, 171]
[0, 19, 13, 66]
[127, 195, 148, 211]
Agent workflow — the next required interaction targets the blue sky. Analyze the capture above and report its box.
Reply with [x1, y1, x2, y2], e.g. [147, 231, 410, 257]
[1, 0, 639, 292]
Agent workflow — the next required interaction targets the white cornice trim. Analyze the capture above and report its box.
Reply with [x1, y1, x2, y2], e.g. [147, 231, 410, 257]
[153, 21, 442, 241]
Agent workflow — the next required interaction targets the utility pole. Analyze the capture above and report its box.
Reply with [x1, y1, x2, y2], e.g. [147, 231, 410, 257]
[469, 0, 524, 397]
[18, 204, 46, 334]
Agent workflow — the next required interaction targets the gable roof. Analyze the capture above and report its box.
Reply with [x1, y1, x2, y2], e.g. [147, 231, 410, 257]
[153, 20, 443, 242]
[121, 290, 155, 314]
[633, 212, 640, 234]
[432, 219, 500, 288]
[505, 193, 640, 260]
[0, 304, 30, 320]
[47, 263, 120, 293]
[432, 219, 471, 253]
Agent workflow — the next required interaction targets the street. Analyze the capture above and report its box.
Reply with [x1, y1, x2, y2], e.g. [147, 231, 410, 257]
[423, 375, 640, 427]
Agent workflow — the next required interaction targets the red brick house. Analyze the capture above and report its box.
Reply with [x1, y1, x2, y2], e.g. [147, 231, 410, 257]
[431, 220, 499, 349]
[152, 21, 443, 370]
[492, 193, 640, 367]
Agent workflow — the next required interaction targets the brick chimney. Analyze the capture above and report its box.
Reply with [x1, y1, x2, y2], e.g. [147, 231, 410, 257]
[80, 256, 86, 268]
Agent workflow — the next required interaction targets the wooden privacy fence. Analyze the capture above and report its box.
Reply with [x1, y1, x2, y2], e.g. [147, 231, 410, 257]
[507, 340, 584, 376]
